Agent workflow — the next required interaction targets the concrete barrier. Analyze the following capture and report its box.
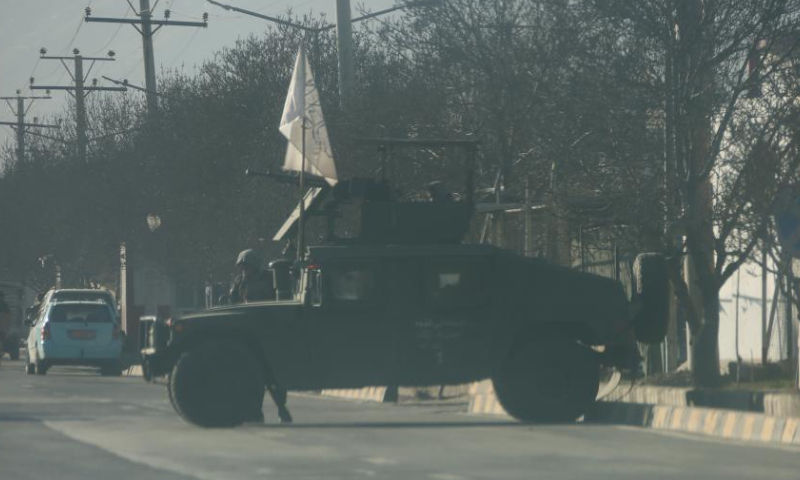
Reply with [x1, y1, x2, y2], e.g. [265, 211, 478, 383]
[588, 401, 800, 446]
[467, 380, 509, 417]
[762, 392, 800, 418]
[321, 387, 390, 403]
[603, 383, 800, 418]
[603, 384, 691, 406]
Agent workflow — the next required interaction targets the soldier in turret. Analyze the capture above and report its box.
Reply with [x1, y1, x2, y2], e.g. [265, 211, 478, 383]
[229, 249, 275, 304]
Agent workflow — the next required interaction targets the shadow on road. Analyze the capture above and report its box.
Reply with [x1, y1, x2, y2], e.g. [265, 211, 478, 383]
[250, 420, 526, 429]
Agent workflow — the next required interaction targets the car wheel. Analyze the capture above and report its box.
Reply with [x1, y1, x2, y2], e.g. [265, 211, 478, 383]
[25, 350, 35, 375]
[169, 339, 264, 428]
[492, 339, 599, 423]
[35, 354, 48, 376]
[100, 362, 123, 376]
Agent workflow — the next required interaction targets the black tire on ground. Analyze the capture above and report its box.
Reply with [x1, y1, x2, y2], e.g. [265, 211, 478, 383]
[35, 354, 48, 376]
[169, 339, 264, 428]
[492, 339, 599, 423]
[25, 350, 35, 375]
[632, 253, 669, 344]
[100, 362, 123, 376]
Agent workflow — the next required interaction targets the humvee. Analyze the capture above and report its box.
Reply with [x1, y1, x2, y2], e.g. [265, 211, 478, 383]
[140, 139, 668, 427]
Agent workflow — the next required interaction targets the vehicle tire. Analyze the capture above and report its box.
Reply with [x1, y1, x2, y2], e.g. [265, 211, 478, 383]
[35, 353, 48, 376]
[169, 339, 264, 428]
[100, 362, 123, 376]
[632, 253, 669, 344]
[492, 339, 599, 423]
[25, 350, 35, 375]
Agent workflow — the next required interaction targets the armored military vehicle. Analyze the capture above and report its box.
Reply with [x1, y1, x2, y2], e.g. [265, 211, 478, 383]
[140, 139, 668, 427]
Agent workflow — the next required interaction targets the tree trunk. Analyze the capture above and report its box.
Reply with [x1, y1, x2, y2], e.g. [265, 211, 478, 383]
[677, 0, 720, 386]
[691, 284, 721, 385]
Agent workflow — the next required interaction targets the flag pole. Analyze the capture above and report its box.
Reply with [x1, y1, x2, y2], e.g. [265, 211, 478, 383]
[297, 114, 307, 261]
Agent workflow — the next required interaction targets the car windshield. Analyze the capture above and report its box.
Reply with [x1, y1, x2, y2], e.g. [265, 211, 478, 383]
[49, 304, 112, 323]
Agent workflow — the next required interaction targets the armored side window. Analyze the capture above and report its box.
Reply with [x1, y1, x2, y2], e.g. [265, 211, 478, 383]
[326, 263, 381, 307]
[423, 259, 489, 309]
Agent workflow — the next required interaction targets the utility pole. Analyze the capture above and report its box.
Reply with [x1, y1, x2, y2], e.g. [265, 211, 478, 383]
[84, 2, 208, 115]
[0, 90, 57, 165]
[31, 48, 125, 162]
[335, 0, 355, 110]
[206, 0, 439, 111]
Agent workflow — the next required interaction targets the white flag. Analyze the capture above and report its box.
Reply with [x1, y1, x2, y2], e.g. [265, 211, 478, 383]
[279, 48, 338, 186]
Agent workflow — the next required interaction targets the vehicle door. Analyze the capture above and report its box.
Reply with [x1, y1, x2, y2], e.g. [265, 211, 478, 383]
[303, 260, 395, 388]
[45, 304, 118, 357]
[396, 256, 494, 384]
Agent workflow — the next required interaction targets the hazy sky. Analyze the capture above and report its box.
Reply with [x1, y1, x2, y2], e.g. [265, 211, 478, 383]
[0, 0, 395, 151]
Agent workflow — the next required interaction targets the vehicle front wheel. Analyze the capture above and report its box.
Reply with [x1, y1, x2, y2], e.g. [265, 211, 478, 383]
[492, 339, 599, 423]
[169, 340, 264, 428]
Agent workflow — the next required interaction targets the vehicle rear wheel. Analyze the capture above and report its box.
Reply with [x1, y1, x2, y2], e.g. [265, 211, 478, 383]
[492, 339, 599, 423]
[100, 362, 123, 376]
[24, 350, 35, 374]
[169, 339, 264, 428]
[34, 354, 48, 376]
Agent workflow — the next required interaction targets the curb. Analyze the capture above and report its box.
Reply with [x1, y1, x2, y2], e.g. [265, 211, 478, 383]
[467, 380, 509, 417]
[321, 387, 390, 403]
[603, 384, 800, 418]
[588, 401, 800, 446]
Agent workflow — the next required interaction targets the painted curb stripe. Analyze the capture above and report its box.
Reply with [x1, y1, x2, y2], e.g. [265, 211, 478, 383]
[321, 387, 389, 403]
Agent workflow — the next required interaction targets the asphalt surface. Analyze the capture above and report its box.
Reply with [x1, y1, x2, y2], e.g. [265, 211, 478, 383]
[1, 357, 799, 480]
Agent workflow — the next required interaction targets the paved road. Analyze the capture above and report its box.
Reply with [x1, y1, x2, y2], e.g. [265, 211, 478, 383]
[1, 358, 799, 480]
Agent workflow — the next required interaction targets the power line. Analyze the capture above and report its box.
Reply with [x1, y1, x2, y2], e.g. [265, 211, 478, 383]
[166, 29, 202, 69]
[84, 0, 208, 115]
[31, 51, 126, 162]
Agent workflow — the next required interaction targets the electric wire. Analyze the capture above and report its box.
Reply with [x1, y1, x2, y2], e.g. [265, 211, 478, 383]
[166, 28, 202, 69]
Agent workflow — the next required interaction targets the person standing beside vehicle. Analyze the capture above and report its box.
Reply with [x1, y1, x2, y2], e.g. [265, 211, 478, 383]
[228, 249, 292, 423]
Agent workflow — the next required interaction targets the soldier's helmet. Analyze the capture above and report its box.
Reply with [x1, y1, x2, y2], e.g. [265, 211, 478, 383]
[236, 249, 261, 267]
